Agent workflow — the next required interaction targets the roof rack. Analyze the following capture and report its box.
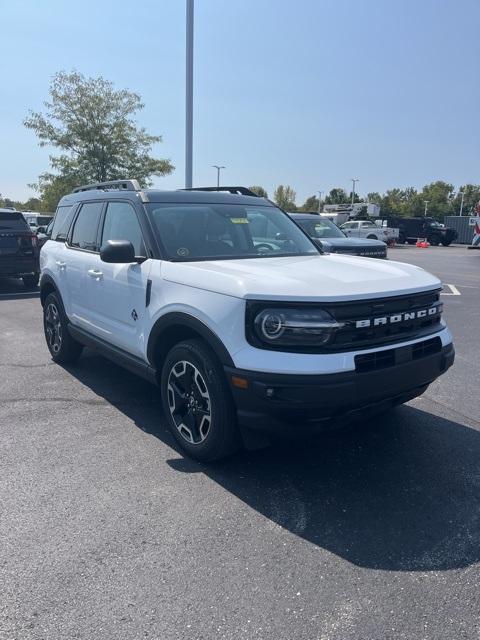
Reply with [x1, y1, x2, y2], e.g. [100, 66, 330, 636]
[72, 179, 148, 203]
[73, 179, 142, 193]
[181, 186, 260, 197]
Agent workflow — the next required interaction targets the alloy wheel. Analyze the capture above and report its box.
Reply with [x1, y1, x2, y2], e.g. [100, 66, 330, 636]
[167, 360, 212, 444]
[45, 302, 63, 354]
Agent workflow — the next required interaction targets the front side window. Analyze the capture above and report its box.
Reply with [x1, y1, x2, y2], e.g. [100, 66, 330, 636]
[147, 203, 318, 261]
[70, 202, 103, 251]
[101, 202, 146, 257]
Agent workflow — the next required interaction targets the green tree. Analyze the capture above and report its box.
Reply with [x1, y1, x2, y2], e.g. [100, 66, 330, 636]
[367, 192, 382, 204]
[273, 185, 297, 211]
[451, 184, 480, 216]
[299, 195, 320, 212]
[24, 70, 174, 208]
[414, 181, 454, 220]
[249, 185, 268, 198]
[324, 188, 348, 204]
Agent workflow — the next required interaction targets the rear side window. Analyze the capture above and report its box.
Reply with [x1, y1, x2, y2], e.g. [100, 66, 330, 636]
[101, 201, 146, 256]
[51, 205, 76, 241]
[0, 211, 30, 231]
[70, 202, 103, 251]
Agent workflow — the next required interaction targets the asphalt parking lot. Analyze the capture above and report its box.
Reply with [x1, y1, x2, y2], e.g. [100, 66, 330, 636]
[1, 245, 479, 640]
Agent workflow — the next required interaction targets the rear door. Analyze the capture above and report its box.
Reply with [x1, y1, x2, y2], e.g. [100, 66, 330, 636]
[63, 201, 104, 326]
[82, 200, 152, 357]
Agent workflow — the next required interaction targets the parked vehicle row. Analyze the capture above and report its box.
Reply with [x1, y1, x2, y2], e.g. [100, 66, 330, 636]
[39, 181, 454, 461]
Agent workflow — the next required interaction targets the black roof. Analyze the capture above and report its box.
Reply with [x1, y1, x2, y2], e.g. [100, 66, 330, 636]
[288, 212, 322, 220]
[59, 184, 272, 208]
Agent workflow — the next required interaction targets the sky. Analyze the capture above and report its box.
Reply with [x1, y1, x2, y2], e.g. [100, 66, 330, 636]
[1, 0, 479, 205]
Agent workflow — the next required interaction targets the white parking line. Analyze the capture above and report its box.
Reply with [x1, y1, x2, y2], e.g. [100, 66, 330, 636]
[441, 284, 461, 296]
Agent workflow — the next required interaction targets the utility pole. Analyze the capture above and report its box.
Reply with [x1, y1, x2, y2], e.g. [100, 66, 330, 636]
[212, 165, 225, 188]
[317, 190, 323, 213]
[459, 191, 465, 216]
[185, 0, 194, 188]
[424, 200, 429, 217]
[350, 178, 359, 206]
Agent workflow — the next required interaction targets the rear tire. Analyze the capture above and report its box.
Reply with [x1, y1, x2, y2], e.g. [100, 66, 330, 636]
[441, 239, 452, 247]
[43, 292, 83, 363]
[366, 234, 378, 240]
[22, 273, 39, 289]
[429, 236, 440, 246]
[160, 339, 241, 462]
[407, 239, 416, 245]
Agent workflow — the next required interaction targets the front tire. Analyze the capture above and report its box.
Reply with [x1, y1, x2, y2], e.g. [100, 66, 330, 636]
[441, 239, 452, 247]
[43, 292, 83, 363]
[429, 235, 440, 246]
[160, 339, 241, 462]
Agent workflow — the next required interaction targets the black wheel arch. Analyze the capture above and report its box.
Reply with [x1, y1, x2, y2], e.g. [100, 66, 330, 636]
[147, 312, 235, 370]
[40, 273, 60, 307]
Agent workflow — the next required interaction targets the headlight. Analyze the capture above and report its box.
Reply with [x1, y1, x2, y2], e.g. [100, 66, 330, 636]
[251, 306, 343, 348]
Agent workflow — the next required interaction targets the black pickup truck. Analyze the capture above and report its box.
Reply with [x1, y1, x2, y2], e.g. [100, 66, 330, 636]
[0, 209, 40, 288]
[386, 216, 457, 246]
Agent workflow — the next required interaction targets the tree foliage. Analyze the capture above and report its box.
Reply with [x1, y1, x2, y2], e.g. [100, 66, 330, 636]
[24, 70, 174, 208]
[299, 195, 320, 212]
[273, 185, 297, 211]
[324, 188, 348, 204]
[249, 185, 268, 198]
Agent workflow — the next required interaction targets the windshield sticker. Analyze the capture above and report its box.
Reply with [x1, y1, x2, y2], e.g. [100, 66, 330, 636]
[229, 218, 249, 224]
[177, 247, 190, 257]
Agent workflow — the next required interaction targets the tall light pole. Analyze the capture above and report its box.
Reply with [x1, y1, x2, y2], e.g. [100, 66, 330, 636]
[350, 178, 359, 206]
[424, 200, 429, 217]
[459, 191, 465, 216]
[185, 0, 194, 188]
[317, 190, 323, 213]
[213, 165, 225, 188]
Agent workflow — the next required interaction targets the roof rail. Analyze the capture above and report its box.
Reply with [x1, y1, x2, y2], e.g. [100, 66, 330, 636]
[72, 179, 148, 202]
[73, 179, 142, 193]
[181, 186, 260, 197]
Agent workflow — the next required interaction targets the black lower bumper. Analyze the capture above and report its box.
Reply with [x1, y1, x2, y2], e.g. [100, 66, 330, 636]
[0, 257, 39, 277]
[226, 341, 454, 435]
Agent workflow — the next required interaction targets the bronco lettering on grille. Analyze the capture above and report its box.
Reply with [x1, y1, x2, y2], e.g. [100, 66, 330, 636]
[355, 306, 439, 328]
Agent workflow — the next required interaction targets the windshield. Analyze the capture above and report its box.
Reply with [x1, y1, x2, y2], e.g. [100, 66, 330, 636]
[295, 217, 345, 239]
[147, 203, 319, 261]
[0, 211, 30, 231]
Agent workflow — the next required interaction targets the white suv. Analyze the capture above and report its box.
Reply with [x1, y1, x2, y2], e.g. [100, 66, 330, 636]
[40, 181, 454, 461]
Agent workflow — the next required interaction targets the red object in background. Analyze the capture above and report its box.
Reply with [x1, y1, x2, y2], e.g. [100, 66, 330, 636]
[416, 240, 430, 248]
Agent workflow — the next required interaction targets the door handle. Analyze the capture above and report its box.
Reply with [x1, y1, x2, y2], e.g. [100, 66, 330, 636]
[88, 269, 103, 279]
[55, 260, 66, 269]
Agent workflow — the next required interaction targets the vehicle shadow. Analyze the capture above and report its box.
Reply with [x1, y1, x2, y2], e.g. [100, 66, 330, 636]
[64, 350, 480, 573]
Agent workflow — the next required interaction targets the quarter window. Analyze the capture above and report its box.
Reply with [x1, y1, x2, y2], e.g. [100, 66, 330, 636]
[51, 205, 75, 241]
[101, 202, 146, 257]
[70, 202, 103, 251]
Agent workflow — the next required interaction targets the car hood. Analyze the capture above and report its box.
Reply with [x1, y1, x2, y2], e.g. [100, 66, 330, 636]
[319, 237, 386, 248]
[161, 254, 441, 302]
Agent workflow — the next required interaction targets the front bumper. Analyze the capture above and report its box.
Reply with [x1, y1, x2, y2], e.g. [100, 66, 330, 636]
[226, 340, 454, 434]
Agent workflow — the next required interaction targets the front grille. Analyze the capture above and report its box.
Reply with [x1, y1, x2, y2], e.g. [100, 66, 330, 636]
[324, 290, 442, 351]
[334, 246, 386, 258]
[355, 336, 442, 373]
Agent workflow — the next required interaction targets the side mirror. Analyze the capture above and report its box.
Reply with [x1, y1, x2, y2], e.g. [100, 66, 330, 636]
[275, 232, 287, 241]
[37, 226, 46, 234]
[100, 239, 136, 263]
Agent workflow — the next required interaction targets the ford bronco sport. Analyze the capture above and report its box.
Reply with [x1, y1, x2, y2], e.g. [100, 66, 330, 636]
[40, 180, 454, 461]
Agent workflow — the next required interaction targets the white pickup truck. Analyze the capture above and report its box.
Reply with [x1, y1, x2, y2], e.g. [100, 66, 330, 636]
[340, 220, 399, 245]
